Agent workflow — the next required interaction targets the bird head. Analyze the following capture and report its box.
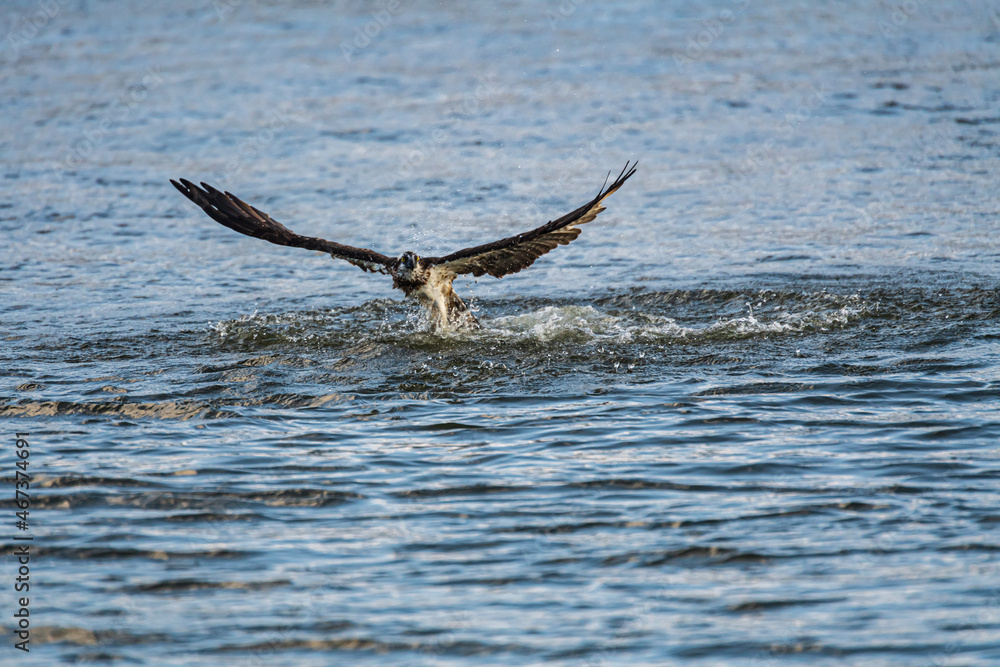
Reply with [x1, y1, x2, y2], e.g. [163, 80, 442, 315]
[397, 251, 420, 276]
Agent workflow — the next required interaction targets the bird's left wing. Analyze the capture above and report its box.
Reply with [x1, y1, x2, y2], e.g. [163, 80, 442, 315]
[425, 162, 637, 278]
[171, 179, 394, 274]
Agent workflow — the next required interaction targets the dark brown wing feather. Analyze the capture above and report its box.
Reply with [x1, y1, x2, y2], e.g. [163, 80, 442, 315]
[170, 179, 394, 274]
[426, 162, 637, 278]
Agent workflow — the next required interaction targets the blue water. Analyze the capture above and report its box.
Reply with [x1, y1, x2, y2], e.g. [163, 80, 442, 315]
[2, 1, 1000, 664]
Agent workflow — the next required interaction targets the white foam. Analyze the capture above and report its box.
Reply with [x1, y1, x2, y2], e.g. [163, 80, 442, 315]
[211, 296, 871, 347]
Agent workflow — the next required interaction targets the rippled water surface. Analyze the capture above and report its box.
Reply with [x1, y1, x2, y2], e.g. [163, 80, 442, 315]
[2, 1, 1000, 664]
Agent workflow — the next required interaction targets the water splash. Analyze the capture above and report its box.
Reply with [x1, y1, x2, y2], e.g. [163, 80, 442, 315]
[209, 290, 876, 350]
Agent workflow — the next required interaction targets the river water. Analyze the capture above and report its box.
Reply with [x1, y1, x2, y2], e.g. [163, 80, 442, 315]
[2, 1, 999, 664]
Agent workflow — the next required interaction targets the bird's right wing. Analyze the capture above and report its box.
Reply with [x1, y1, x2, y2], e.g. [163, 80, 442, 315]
[171, 179, 395, 274]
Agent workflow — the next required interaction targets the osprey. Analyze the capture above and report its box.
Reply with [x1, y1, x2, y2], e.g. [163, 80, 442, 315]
[171, 162, 636, 331]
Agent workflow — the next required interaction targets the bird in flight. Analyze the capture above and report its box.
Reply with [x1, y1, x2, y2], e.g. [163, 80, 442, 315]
[171, 162, 637, 331]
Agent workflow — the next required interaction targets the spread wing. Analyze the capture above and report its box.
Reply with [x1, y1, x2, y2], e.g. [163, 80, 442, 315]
[426, 162, 637, 278]
[170, 179, 394, 274]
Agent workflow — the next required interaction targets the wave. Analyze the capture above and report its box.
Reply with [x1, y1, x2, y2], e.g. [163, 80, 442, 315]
[4, 284, 994, 420]
[486, 300, 867, 344]
[210, 288, 881, 348]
